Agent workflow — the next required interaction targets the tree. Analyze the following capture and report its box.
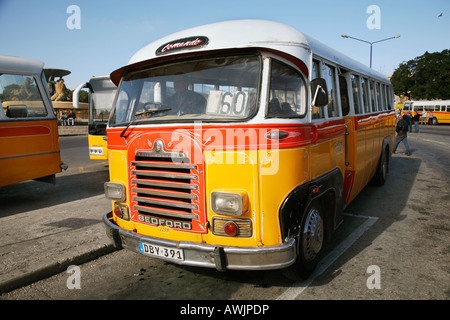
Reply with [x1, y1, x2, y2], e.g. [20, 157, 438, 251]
[391, 49, 450, 100]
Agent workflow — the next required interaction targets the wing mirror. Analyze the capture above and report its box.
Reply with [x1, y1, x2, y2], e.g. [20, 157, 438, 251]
[311, 78, 328, 107]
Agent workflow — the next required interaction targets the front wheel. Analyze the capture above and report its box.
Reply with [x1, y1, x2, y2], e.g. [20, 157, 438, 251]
[282, 201, 325, 280]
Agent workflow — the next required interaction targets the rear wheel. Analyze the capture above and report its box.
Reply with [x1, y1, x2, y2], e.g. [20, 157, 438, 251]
[282, 201, 324, 280]
[372, 147, 388, 186]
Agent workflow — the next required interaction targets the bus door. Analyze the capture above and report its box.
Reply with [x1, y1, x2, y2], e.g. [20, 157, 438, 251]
[73, 76, 117, 160]
[0, 55, 66, 187]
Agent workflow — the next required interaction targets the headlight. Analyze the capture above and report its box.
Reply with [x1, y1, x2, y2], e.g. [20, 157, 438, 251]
[104, 182, 126, 202]
[211, 191, 249, 216]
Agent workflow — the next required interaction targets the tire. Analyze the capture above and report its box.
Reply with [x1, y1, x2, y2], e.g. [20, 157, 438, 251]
[431, 117, 438, 125]
[282, 201, 325, 280]
[371, 147, 388, 186]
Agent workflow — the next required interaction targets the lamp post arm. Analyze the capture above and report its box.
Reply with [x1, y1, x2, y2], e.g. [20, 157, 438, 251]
[371, 35, 401, 45]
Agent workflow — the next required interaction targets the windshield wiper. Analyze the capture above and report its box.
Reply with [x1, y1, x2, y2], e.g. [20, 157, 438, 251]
[135, 108, 171, 117]
[120, 108, 172, 138]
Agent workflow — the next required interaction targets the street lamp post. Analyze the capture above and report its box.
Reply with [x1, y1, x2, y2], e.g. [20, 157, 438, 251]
[341, 34, 400, 68]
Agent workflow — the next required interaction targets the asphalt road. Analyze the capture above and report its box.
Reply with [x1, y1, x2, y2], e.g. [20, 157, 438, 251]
[1, 127, 449, 301]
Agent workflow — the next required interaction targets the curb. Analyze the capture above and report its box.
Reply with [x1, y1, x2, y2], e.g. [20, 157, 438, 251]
[0, 244, 118, 294]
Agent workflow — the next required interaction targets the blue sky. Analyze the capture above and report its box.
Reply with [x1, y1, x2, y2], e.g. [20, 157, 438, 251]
[1, 0, 448, 90]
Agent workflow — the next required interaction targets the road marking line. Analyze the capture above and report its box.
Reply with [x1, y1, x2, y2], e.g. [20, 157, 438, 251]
[276, 214, 378, 300]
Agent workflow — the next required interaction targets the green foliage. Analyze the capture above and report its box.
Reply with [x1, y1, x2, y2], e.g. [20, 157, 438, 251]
[78, 90, 89, 103]
[391, 49, 450, 100]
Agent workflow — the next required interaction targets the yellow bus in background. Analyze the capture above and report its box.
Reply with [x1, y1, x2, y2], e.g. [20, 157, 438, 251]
[102, 20, 395, 279]
[402, 100, 450, 125]
[0, 55, 67, 187]
[73, 76, 117, 160]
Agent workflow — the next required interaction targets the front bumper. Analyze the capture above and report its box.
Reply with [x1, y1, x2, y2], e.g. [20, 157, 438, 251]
[103, 212, 296, 271]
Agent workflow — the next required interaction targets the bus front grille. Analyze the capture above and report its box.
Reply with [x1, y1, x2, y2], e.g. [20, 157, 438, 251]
[130, 153, 206, 233]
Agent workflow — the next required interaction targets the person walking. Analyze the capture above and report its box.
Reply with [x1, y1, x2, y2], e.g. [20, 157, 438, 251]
[407, 112, 412, 132]
[413, 112, 420, 132]
[393, 114, 412, 156]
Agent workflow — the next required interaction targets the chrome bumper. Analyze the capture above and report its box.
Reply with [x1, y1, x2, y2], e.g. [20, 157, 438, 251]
[103, 212, 296, 271]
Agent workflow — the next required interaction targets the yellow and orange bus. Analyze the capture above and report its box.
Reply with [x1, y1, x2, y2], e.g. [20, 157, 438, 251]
[402, 100, 450, 125]
[0, 55, 66, 187]
[73, 75, 117, 160]
[103, 20, 395, 279]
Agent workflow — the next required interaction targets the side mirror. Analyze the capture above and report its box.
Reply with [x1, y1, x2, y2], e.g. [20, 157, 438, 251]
[311, 78, 328, 107]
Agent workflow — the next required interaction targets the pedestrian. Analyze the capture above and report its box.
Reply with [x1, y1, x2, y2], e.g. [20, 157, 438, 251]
[428, 111, 433, 125]
[67, 109, 76, 126]
[421, 109, 428, 125]
[413, 112, 420, 132]
[407, 111, 412, 132]
[393, 114, 412, 156]
[60, 109, 67, 126]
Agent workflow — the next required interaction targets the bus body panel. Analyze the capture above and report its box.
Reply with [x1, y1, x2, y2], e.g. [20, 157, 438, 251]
[344, 112, 395, 204]
[88, 134, 108, 160]
[0, 119, 61, 187]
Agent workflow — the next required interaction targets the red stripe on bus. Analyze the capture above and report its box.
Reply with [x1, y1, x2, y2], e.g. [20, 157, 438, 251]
[0, 125, 51, 138]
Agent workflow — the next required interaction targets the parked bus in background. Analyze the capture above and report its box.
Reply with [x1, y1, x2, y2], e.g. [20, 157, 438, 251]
[73, 76, 117, 160]
[102, 20, 395, 279]
[0, 55, 67, 187]
[402, 100, 450, 125]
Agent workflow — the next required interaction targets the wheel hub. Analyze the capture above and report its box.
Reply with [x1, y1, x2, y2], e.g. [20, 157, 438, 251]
[302, 208, 324, 261]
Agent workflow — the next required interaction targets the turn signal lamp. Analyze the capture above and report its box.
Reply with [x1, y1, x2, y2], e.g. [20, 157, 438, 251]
[114, 202, 130, 221]
[211, 191, 249, 216]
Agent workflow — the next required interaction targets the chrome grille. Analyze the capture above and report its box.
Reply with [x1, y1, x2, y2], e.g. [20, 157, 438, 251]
[130, 154, 200, 224]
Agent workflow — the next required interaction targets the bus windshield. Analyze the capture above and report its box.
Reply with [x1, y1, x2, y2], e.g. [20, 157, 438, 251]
[110, 54, 261, 125]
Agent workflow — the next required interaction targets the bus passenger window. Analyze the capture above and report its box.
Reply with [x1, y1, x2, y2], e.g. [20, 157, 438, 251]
[351, 75, 362, 114]
[376, 83, 382, 111]
[361, 78, 370, 113]
[339, 76, 350, 116]
[311, 60, 325, 119]
[0, 74, 47, 118]
[267, 60, 306, 118]
[370, 80, 376, 112]
[381, 85, 387, 110]
[323, 64, 338, 118]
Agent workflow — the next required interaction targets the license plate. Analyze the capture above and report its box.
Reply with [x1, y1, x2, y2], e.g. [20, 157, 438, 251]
[139, 242, 184, 261]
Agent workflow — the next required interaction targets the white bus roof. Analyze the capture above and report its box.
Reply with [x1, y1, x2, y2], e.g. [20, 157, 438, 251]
[407, 100, 450, 105]
[0, 55, 44, 75]
[111, 20, 389, 85]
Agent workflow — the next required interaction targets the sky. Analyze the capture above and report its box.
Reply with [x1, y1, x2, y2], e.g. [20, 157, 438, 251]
[0, 0, 448, 90]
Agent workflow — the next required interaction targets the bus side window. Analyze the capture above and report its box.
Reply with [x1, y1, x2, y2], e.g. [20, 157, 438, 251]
[323, 64, 338, 118]
[267, 59, 307, 118]
[311, 60, 325, 119]
[0, 74, 47, 118]
[375, 83, 382, 112]
[351, 74, 362, 114]
[339, 75, 350, 116]
[370, 80, 376, 112]
[361, 77, 370, 113]
[381, 85, 387, 110]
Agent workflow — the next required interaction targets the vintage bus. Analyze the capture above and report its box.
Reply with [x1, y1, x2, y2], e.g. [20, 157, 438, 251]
[103, 20, 395, 279]
[402, 100, 450, 125]
[0, 55, 66, 187]
[73, 76, 117, 160]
